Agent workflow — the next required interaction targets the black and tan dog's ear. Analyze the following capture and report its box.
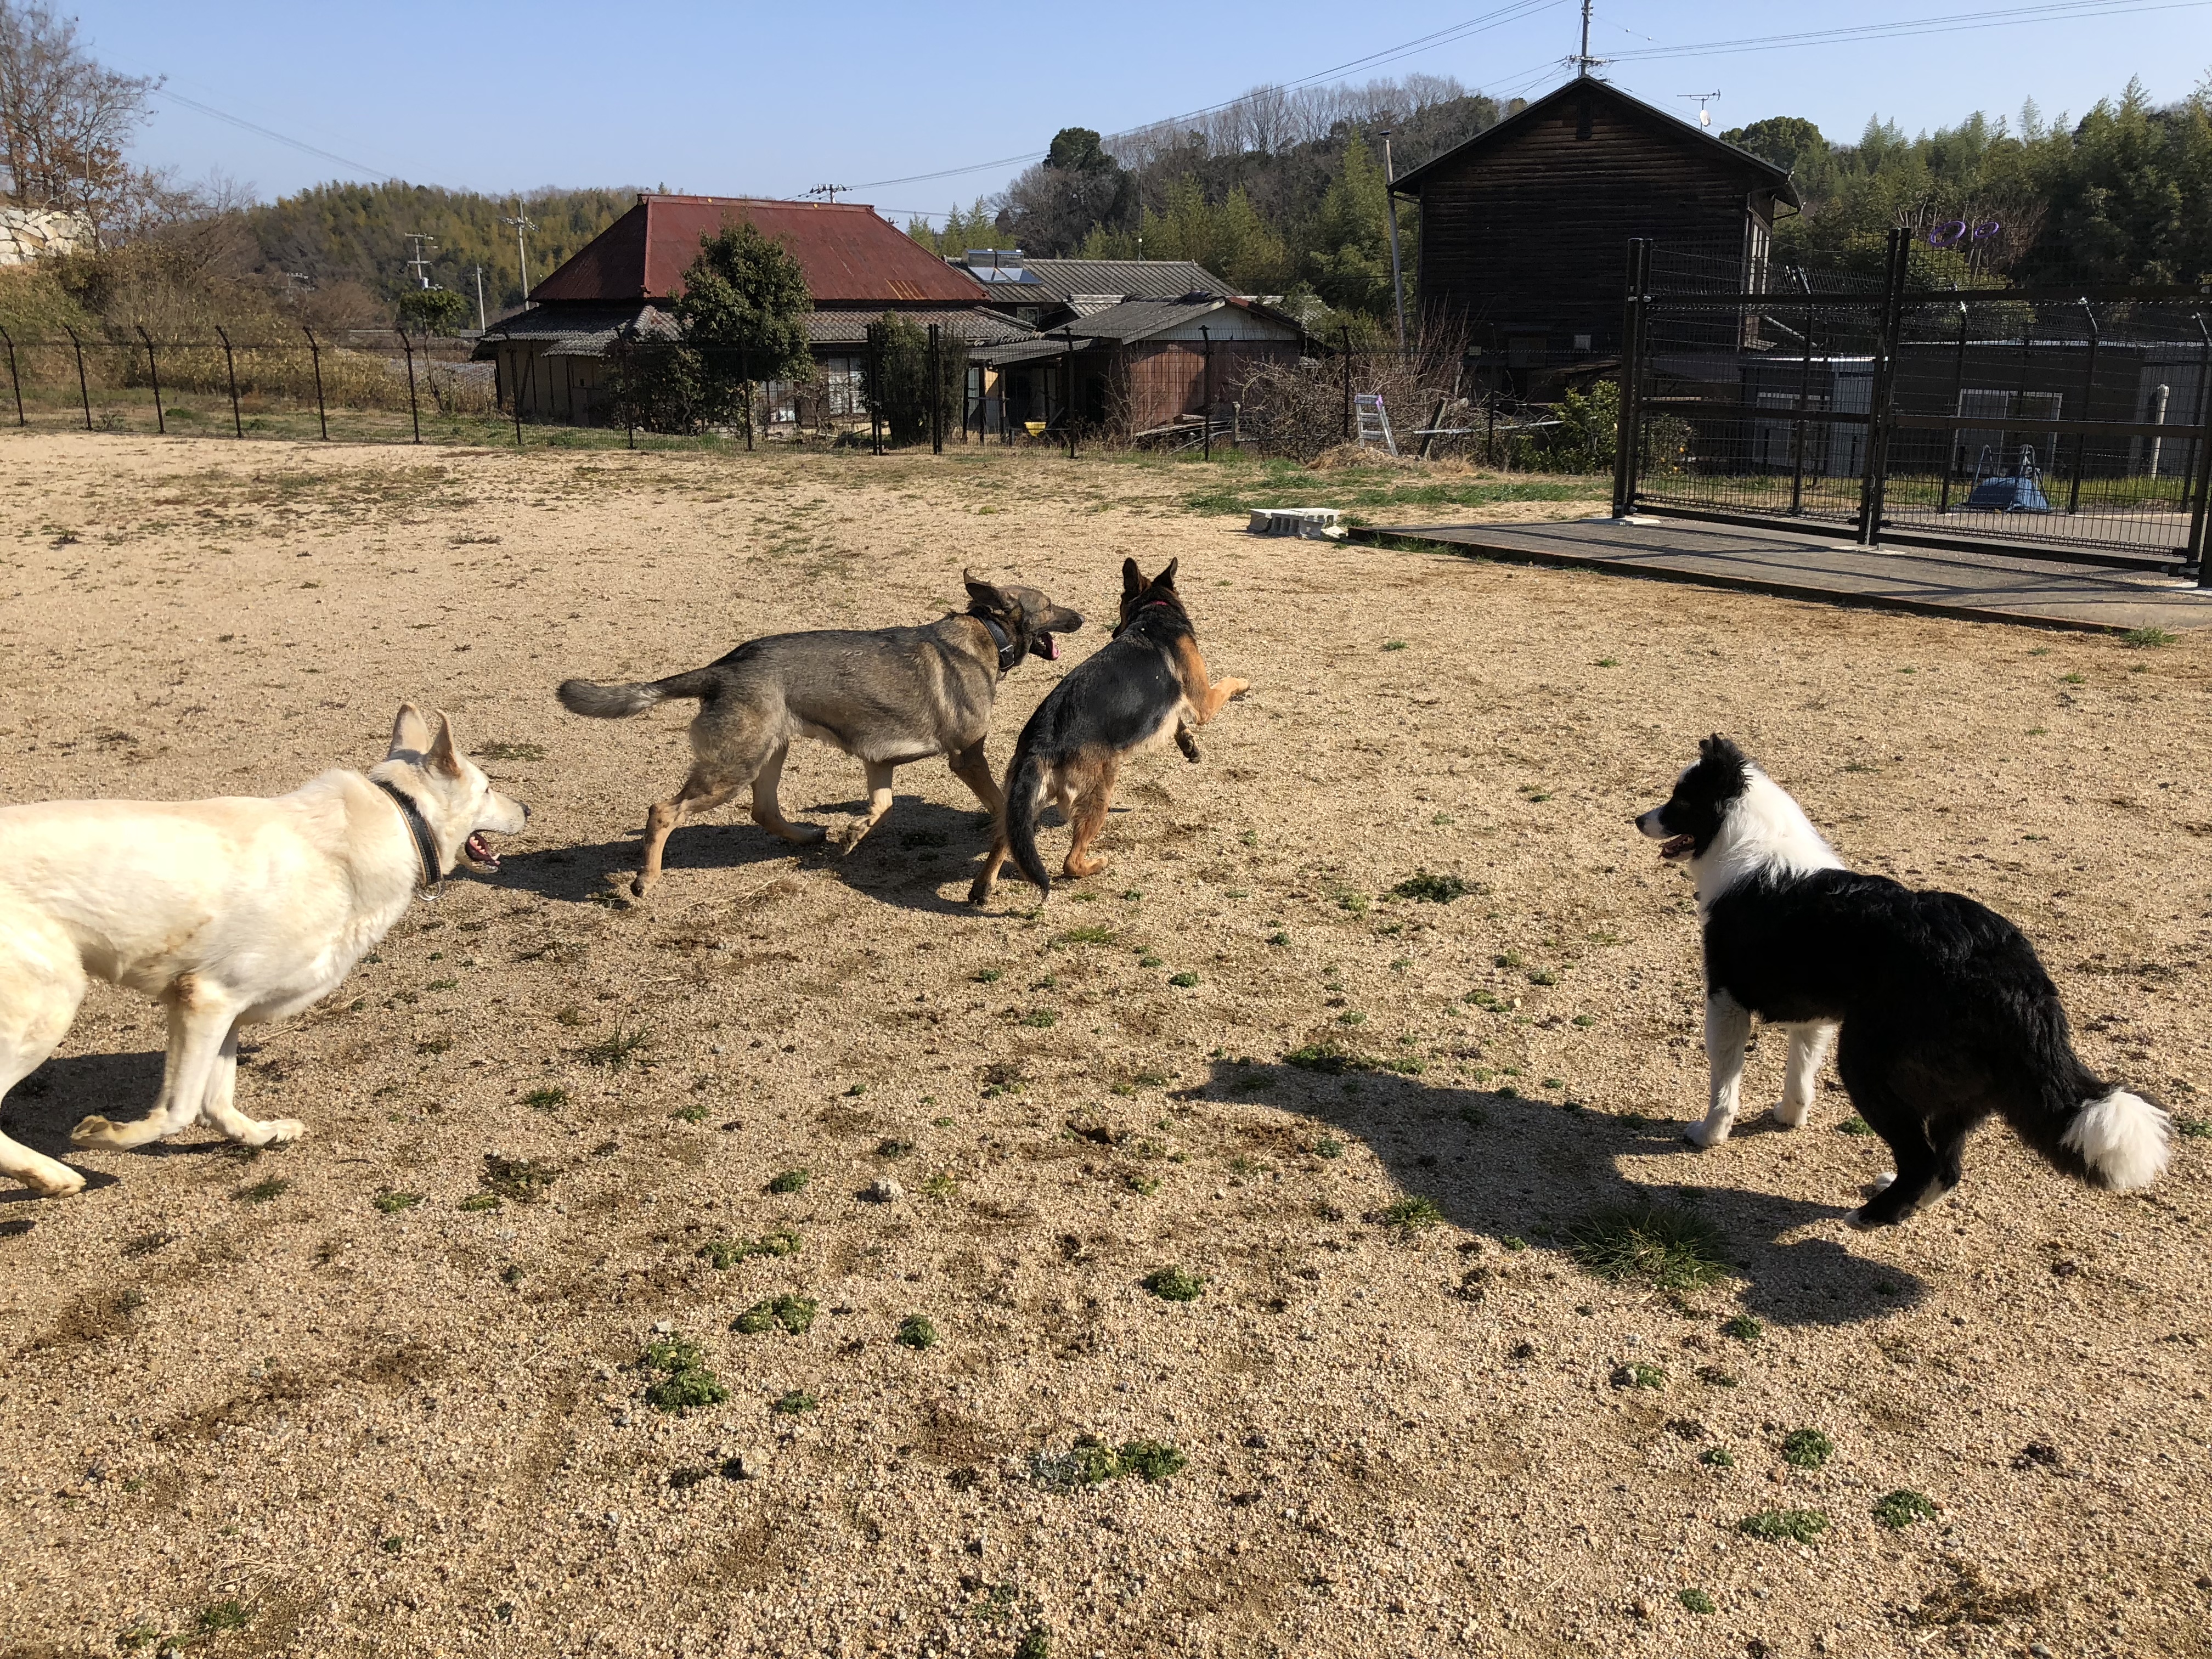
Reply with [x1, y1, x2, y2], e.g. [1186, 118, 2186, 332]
[1121, 557, 1143, 598]
[426, 712, 465, 778]
[1151, 558, 1180, 591]
[388, 703, 431, 758]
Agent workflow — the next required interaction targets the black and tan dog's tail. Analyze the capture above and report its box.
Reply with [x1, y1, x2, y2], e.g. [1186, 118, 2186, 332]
[1003, 743, 1054, 897]
[556, 667, 721, 719]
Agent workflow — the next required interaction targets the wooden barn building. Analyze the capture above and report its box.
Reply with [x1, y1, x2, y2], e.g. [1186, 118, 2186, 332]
[1392, 75, 1798, 391]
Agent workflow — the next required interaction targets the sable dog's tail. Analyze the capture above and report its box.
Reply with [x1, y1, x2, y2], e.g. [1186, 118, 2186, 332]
[2006, 994, 2170, 1192]
[1003, 741, 1054, 898]
[556, 667, 721, 719]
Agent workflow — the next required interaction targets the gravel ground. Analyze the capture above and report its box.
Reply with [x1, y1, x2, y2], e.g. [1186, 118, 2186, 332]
[1, 433, 2208, 1659]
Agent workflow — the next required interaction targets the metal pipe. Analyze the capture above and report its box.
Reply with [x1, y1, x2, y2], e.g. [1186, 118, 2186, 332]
[1937, 298, 1967, 515]
[2189, 313, 2212, 585]
[1380, 129, 1408, 356]
[868, 325, 883, 455]
[2066, 298, 2098, 515]
[1340, 325, 1352, 442]
[1855, 228, 1909, 546]
[1064, 330, 1077, 460]
[929, 324, 943, 455]
[399, 330, 421, 443]
[2147, 383, 2170, 478]
[1201, 325, 1212, 462]
[1788, 268, 1816, 515]
[0, 325, 23, 426]
[63, 325, 91, 430]
[134, 324, 163, 434]
[216, 325, 241, 437]
[302, 326, 328, 440]
[1611, 239, 1646, 518]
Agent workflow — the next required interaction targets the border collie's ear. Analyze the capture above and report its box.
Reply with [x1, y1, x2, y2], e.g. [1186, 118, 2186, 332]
[389, 703, 431, 758]
[962, 568, 1005, 609]
[1699, 733, 1745, 767]
[426, 712, 464, 778]
[1121, 557, 1143, 598]
[1152, 558, 1180, 590]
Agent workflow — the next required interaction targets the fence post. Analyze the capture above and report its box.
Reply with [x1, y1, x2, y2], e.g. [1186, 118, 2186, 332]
[1064, 331, 1077, 460]
[1855, 227, 1910, 547]
[301, 326, 328, 440]
[1934, 298, 1967, 515]
[620, 329, 635, 450]
[2064, 299, 2099, 516]
[1611, 238, 1648, 518]
[63, 325, 91, 430]
[868, 325, 883, 455]
[0, 326, 22, 426]
[929, 324, 943, 455]
[398, 330, 421, 443]
[215, 326, 242, 437]
[740, 345, 753, 452]
[1201, 326, 1213, 461]
[133, 324, 165, 434]
[513, 352, 529, 448]
[2186, 317, 2212, 583]
[1340, 325, 1352, 443]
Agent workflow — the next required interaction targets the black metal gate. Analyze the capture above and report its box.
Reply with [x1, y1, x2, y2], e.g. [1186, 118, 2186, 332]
[1612, 229, 2212, 581]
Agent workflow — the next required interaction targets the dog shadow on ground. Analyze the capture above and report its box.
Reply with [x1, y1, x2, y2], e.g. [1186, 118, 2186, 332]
[0, 1048, 199, 1210]
[1180, 1054, 1925, 1331]
[496, 795, 1013, 918]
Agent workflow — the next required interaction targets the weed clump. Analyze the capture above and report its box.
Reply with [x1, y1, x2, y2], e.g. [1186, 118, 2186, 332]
[1391, 871, 1471, 904]
[1567, 1201, 1727, 1290]
[766, 1167, 811, 1194]
[1836, 1115, 1875, 1136]
[1116, 1439, 1187, 1482]
[896, 1315, 938, 1350]
[1737, 1508, 1829, 1545]
[1780, 1428, 1834, 1469]
[1030, 1436, 1186, 1492]
[640, 1336, 727, 1414]
[373, 1190, 423, 1215]
[1381, 1195, 1443, 1234]
[523, 1086, 568, 1110]
[1167, 970, 1199, 988]
[1612, 1362, 1667, 1390]
[697, 1229, 801, 1268]
[1678, 1589, 1716, 1615]
[771, 1389, 818, 1415]
[1143, 1266, 1205, 1302]
[733, 1295, 817, 1336]
[1284, 1039, 1363, 1074]
[198, 1600, 252, 1633]
[2123, 626, 2178, 647]
[1013, 1626, 1053, 1659]
[1700, 1446, 1736, 1469]
[481, 1153, 557, 1203]
[1720, 1313, 1762, 1342]
[579, 1024, 654, 1069]
[1873, 1488, 1938, 1530]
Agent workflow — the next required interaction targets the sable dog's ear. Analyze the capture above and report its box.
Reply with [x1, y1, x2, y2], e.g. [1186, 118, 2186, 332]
[389, 703, 431, 758]
[1151, 558, 1180, 591]
[1121, 557, 1143, 598]
[426, 712, 465, 778]
[962, 569, 1006, 609]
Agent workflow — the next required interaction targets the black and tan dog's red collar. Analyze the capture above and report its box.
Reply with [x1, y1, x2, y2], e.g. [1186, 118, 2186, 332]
[1112, 596, 1177, 638]
[375, 780, 444, 897]
[977, 616, 1026, 673]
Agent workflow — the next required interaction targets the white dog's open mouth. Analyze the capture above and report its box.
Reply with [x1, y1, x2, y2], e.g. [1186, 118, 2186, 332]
[465, 832, 502, 871]
[1660, 833, 1695, 862]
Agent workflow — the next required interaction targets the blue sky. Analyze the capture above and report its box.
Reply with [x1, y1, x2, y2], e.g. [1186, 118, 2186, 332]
[71, 1, 2212, 212]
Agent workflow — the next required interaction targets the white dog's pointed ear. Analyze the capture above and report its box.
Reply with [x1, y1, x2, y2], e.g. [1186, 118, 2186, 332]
[426, 712, 464, 778]
[389, 703, 431, 757]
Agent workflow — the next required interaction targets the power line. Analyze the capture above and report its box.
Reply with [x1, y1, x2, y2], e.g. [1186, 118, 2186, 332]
[150, 86, 419, 183]
[1602, 0, 2207, 64]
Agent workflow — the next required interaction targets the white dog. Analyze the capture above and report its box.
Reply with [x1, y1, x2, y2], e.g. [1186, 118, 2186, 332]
[0, 705, 527, 1197]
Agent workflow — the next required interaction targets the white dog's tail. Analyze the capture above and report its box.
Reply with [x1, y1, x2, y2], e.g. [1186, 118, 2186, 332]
[2058, 1088, 2171, 1191]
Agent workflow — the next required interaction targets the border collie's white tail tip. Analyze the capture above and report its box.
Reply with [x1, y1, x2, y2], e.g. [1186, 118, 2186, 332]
[2062, 1090, 2171, 1190]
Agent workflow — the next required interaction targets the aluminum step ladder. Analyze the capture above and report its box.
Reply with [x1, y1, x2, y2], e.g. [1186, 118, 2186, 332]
[1353, 392, 1397, 456]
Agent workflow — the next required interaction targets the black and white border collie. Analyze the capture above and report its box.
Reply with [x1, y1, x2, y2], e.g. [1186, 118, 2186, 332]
[1635, 735, 2169, 1227]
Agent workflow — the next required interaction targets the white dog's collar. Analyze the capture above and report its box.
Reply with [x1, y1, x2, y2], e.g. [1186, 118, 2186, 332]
[375, 780, 443, 898]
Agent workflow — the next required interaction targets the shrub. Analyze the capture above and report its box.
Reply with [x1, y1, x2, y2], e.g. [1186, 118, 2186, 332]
[640, 1336, 727, 1413]
[1143, 1266, 1205, 1302]
[1737, 1508, 1829, 1545]
[1567, 1201, 1727, 1290]
[862, 312, 971, 447]
[896, 1315, 939, 1350]
[733, 1295, 817, 1336]
[1780, 1429, 1833, 1469]
[1391, 871, 1471, 903]
[1678, 1589, 1716, 1615]
[1872, 1488, 1937, 1530]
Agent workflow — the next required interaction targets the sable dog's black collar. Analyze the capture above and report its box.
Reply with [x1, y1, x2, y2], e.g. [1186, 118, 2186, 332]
[978, 616, 1025, 673]
[375, 780, 443, 896]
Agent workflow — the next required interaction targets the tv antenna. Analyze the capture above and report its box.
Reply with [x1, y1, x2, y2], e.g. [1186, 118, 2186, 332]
[804, 183, 852, 202]
[1680, 91, 1721, 128]
[403, 233, 438, 290]
[1570, 0, 1611, 74]
[502, 203, 537, 304]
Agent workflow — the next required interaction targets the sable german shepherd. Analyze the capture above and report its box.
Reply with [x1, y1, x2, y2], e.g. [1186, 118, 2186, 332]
[968, 558, 1246, 907]
[558, 573, 1081, 898]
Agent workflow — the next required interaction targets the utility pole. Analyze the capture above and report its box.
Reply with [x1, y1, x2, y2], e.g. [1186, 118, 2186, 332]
[1379, 129, 1407, 356]
[804, 184, 851, 204]
[1571, 0, 1610, 75]
[403, 233, 437, 289]
[503, 203, 537, 307]
[473, 266, 486, 331]
[1678, 92, 1721, 128]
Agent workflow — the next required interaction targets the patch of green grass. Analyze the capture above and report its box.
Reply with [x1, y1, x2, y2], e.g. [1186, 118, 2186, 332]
[2123, 626, 2177, 647]
[1392, 870, 1472, 903]
[1873, 1488, 1938, 1530]
[1053, 925, 1115, 946]
[458, 1193, 501, 1212]
[766, 1167, 810, 1194]
[1465, 988, 1509, 1012]
[1381, 1195, 1443, 1234]
[1013, 1626, 1053, 1659]
[1166, 970, 1199, 988]
[373, 1190, 423, 1215]
[896, 1315, 938, 1350]
[1678, 1589, 1716, 1615]
[921, 1172, 959, 1200]
[1116, 1439, 1187, 1481]
[1567, 1201, 1728, 1290]
[1143, 1266, 1205, 1302]
[1720, 1314, 1762, 1342]
[1612, 1362, 1667, 1390]
[875, 1137, 915, 1159]
[2174, 1116, 2212, 1139]
[1124, 1172, 1160, 1195]
[1700, 1446, 1736, 1468]
[481, 1153, 557, 1204]
[699, 1238, 805, 1274]
[198, 1599, 253, 1633]
[733, 1294, 817, 1336]
[640, 1336, 726, 1413]
[771, 1388, 818, 1415]
[1283, 1039, 1363, 1075]
[1595, 657, 1621, 668]
[1023, 1008, 1059, 1028]
[1526, 967, 1559, 987]
[579, 1024, 654, 1069]
[1382, 639, 1408, 651]
[1738, 1508, 1829, 1545]
[2059, 672, 2086, 685]
[1836, 1115, 1875, 1136]
[233, 1177, 289, 1204]
[1780, 1429, 1834, 1469]
[523, 1086, 568, 1110]
[670, 1101, 709, 1124]
[973, 967, 1003, 983]
[1311, 1136, 1345, 1159]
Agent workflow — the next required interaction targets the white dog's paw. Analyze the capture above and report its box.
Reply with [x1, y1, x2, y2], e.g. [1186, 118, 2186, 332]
[69, 1114, 124, 1148]
[1771, 1098, 1812, 1128]
[1681, 1117, 1730, 1149]
[256, 1119, 308, 1146]
[21, 1161, 86, 1197]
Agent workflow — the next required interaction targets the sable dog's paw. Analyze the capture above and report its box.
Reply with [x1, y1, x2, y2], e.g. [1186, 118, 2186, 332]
[1220, 678, 1251, 699]
[1176, 726, 1202, 763]
[830, 821, 874, 855]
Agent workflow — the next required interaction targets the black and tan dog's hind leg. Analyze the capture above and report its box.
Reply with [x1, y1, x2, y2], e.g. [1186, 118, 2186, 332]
[1060, 756, 1120, 881]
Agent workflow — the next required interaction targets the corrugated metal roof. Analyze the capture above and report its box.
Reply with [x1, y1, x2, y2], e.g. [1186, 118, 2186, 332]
[805, 307, 1040, 347]
[531, 195, 990, 306]
[470, 302, 681, 360]
[968, 258, 1235, 302]
[1044, 296, 1302, 343]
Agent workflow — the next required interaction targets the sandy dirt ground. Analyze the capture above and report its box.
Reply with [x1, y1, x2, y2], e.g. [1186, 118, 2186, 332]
[1, 432, 2208, 1659]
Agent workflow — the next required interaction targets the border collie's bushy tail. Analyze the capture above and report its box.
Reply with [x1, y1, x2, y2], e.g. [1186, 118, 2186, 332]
[2008, 1001, 2170, 1191]
[556, 667, 721, 719]
[1002, 742, 1053, 898]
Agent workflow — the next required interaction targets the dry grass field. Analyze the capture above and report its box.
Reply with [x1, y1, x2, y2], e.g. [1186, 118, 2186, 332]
[1, 432, 2208, 1659]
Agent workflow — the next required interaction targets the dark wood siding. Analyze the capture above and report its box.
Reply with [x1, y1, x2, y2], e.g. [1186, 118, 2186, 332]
[1412, 87, 1779, 357]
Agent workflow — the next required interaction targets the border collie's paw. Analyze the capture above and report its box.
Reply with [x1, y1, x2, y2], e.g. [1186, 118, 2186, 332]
[1844, 1205, 1879, 1230]
[1865, 1171, 1896, 1194]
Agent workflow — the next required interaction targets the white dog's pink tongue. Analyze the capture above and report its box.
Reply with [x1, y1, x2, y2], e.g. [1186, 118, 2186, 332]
[466, 833, 499, 870]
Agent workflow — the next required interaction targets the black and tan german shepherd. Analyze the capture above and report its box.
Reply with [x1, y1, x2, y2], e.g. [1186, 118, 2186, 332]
[968, 558, 1247, 906]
